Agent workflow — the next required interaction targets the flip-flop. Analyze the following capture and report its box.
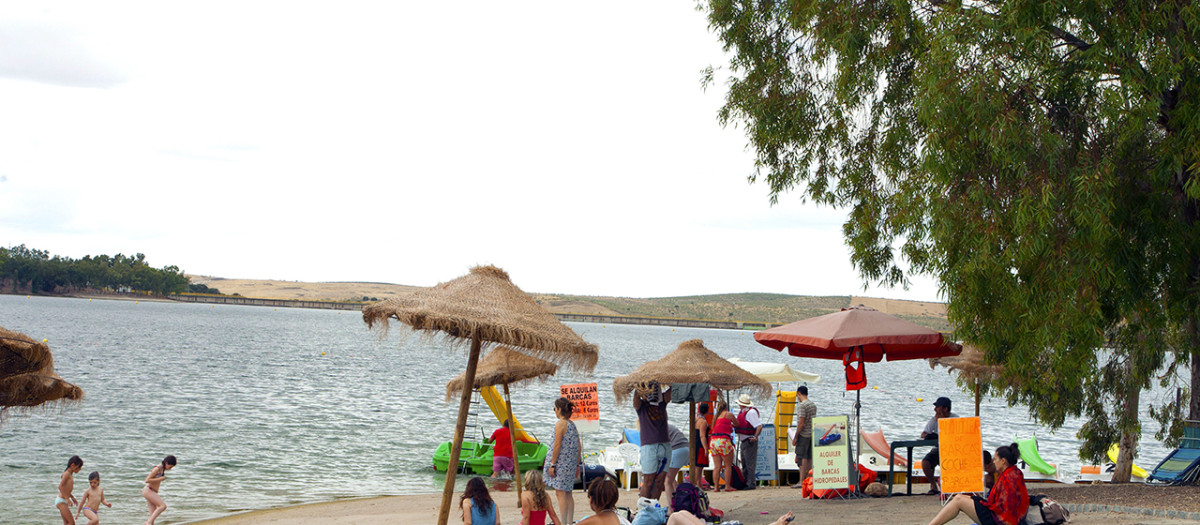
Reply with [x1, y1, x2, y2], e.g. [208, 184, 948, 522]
[922, 489, 940, 495]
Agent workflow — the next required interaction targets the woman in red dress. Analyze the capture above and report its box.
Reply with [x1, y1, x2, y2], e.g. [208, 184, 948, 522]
[928, 443, 1028, 525]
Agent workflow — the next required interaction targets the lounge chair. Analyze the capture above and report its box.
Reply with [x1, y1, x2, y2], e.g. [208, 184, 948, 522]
[1147, 448, 1200, 485]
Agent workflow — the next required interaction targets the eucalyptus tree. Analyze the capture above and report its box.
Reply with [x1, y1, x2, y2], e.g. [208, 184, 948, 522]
[701, 0, 1199, 480]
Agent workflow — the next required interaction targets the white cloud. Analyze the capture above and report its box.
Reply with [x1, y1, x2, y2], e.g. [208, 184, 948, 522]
[0, 1, 944, 303]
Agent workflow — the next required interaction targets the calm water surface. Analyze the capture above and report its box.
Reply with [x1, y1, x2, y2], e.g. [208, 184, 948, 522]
[0, 295, 1174, 524]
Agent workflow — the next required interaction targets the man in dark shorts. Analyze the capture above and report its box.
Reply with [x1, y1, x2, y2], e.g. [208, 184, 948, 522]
[921, 397, 958, 494]
[791, 385, 816, 488]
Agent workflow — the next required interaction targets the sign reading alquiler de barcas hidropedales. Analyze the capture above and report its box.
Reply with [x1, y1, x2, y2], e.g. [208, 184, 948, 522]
[812, 415, 851, 490]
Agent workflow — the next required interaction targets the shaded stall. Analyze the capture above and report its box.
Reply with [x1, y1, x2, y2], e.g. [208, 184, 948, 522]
[754, 305, 961, 491]
[928, 345, 1001, 417]
[612, 339, 771, 487]
[364, 265, 597, 525]
[1, 327, 83, 422]
[445, 345, 557, 499]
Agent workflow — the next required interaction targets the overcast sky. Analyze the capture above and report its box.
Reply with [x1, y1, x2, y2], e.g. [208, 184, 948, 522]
[0, 1, 942, 301]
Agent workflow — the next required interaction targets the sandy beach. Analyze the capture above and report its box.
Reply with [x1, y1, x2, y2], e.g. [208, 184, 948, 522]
[189, 484, 1200, 525]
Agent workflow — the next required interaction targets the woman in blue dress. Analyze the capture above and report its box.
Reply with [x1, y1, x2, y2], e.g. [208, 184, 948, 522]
[544, 397, 582, 524]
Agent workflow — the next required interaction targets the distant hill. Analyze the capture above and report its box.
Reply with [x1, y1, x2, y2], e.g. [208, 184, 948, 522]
[186, 275, 950, 331]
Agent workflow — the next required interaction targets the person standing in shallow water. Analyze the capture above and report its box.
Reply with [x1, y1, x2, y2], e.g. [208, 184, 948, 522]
[76, 471, 112, 525]
[56, 455, 84, 525]
[143, 455, 176, 525]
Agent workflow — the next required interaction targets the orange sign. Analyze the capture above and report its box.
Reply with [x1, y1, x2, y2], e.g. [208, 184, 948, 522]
[937, 417, 984, 494]
[561, 383, 599, 432]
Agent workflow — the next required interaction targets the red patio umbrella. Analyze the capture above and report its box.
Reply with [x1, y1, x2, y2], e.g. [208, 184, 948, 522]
[754, 305, 961, 490]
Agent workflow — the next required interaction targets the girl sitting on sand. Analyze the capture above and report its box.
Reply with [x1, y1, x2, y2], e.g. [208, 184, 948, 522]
[460, 477, 499, 525]
[75, 471, 112, 525]
[576, 478, 620, 525]
[520, 470, 562, 525]
[143, 455, 176, 525]
[927, 443, 1028, 525]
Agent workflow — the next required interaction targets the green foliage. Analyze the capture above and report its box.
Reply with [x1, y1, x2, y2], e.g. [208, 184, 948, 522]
[0, 244, 190, 296]
[703, 0, 1200, 461]
[189, 283, 223, 295]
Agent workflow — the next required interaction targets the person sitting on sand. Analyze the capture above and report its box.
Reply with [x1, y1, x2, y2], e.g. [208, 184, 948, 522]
[460, 477, 499, 525]
[143, 455, 176, 525]
[488, 419, 516, 479]
[920, 397, 957, 494]
[668, 510, 795, 525]
[520, 470, 561, 525]
[75, 471, 112, 525]
[56, 455, 84, 525]
[576, 478, 620, 525]
[927, 443, 1028, 525]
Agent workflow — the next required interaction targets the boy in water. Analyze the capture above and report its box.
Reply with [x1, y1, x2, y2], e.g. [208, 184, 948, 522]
[56, 455, 84, 525]
[76, 471, 112, 525]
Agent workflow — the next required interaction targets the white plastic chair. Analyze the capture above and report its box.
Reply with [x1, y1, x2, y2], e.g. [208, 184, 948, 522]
[617, 442, 641, 491]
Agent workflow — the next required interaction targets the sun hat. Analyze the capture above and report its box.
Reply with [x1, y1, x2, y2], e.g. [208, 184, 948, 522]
[737, 394, 754, 407]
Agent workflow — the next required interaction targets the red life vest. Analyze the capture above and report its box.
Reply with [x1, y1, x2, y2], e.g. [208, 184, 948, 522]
[735, 407, 760, 435]
[843, 347, 867, 391]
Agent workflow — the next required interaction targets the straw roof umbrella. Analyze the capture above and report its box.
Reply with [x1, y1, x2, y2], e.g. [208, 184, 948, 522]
[928, 345, 1002, 417]
[363, 265, 597, 525]
[1, 327, 83, 421]
[612, 339, 772, 485]
[445, 346, 558, 499]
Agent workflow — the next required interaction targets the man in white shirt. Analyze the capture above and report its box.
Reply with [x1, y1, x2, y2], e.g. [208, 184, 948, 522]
[734, 394, 763, 490]
[921, 397, 958, 494]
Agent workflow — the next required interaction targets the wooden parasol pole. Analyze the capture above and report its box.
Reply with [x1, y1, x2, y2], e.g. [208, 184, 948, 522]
[504, 382, 524, 499]
[688, 400, 697, 486]
[438, 334, 483, 525]
[974, 381, 981, 417]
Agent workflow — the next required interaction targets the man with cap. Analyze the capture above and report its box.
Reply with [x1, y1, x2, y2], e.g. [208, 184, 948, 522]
[921, 397, 958, 494]
[633, 381, 672, 500]
[734, 393, 762, 490]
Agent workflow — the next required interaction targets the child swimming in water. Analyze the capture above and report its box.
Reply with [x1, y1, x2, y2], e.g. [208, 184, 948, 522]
[56, 456, 83, 525]
[75, 471, 112, 525]
[143, 455, 176, 525]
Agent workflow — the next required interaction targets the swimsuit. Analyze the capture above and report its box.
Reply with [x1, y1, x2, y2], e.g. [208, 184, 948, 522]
[82, 506, 95, 513]
[55, 497, 70, 506]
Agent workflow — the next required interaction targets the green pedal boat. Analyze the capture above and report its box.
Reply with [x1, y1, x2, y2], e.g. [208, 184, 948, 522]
[433, 440, 549, 475]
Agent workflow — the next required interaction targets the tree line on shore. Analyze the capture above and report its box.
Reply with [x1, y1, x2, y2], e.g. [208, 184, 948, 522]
[0, 244, 203, 296]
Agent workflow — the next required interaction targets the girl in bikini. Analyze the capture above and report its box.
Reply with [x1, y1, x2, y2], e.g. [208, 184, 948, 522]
[520, 469, 562, 525]
[75, 471, 112, 525]
[142, 455, 176, 525]
[56, 456, 84, 525]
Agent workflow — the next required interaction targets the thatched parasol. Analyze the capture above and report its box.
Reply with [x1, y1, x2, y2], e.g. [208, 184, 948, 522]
[445, 346, 557, 499]
[612, 339, 771, 483]
[444, 346, 558, 400]
[363, 265, 597, 525]
[1, 327, 83, 421]
[928, 344, 1002, 417]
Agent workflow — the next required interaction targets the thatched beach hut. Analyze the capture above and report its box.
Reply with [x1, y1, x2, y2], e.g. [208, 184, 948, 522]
[363, 265, 596, 525]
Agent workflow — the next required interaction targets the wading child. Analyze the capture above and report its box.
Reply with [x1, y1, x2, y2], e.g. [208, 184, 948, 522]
[76, 471, 112, 525]
[143, 455, 176, 525]
[520, 469, 562, 525]
[56, 456, 84, 525]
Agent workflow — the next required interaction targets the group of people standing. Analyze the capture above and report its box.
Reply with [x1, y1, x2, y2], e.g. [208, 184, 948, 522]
[54, 454, 176, 525]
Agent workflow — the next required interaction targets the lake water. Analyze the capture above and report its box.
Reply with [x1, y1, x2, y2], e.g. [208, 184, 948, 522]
[0, 295, 1174, 524]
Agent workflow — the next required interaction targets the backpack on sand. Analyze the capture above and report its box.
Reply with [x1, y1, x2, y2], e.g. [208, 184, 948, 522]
[670, 482, 709, 519]
[1025, 495, 1070, 525]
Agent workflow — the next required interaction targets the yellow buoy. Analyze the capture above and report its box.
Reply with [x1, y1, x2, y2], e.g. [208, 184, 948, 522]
[874, 386, 879, 390]
[321, 352, 326, 356]
[42, 339, 48, 343]
[916, 397, 924, 402]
